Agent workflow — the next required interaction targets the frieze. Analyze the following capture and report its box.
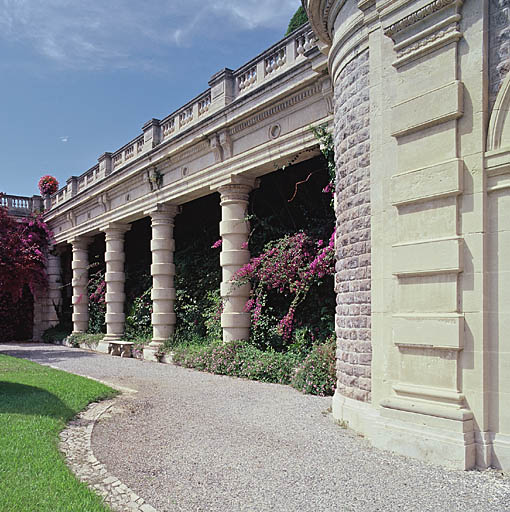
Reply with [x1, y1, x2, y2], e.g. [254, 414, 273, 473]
[384, 0, 459, 40]
[229, 83, 321, 136]
[384, 0, 463, 68]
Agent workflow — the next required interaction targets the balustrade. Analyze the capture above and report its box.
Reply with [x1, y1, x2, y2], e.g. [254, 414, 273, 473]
[39, 24, 316, 211]
[265, 47, 286, 76]
[179, 107, 193, 127]
[162, 119, 175, 138]
[198, 95, 211, 116]
[237, 66, 257, 92]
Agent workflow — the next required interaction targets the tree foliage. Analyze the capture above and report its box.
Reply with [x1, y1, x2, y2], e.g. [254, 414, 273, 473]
[286, 6, 308, 36]
[0, 203, 52, 300]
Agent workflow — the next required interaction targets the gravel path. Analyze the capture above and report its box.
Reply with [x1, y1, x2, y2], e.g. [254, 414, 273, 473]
[2, 342, 510, 512]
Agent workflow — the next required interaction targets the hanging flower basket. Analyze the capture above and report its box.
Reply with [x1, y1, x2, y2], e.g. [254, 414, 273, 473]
[38, 175, 59, 196]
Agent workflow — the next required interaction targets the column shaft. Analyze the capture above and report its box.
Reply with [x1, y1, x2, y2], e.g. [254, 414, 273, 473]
[33, 250, 62, 340]
[98, 224, 130, 351]
[70, 238, 91, 334]
[144, 205, 179, 361]
[46, 252, 62, 326]
[219, 184, 252, 342]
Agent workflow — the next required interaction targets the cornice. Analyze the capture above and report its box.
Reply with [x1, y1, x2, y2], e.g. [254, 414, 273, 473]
[384, 0, 459, 39]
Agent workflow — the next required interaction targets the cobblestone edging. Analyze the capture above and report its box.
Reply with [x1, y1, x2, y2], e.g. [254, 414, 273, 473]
[59, 399, 158, 512]
[333, 49, 372, 403]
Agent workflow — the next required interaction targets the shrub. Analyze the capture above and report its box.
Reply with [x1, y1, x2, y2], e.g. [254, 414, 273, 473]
[0, 206, 52, 300]
[231, 230, 335, 345]
[87, 269, 106, 334]
[172, 340, 301, 385]
[125, 287, 152, 340]
[291, 338, 336, 396]
[67, 333, 103, 348]
[42, 324, 72, 343]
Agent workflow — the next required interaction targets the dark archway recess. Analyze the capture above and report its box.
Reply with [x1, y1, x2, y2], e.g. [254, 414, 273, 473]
[249, 155, 334, 254]
[0, 286, 34, 342]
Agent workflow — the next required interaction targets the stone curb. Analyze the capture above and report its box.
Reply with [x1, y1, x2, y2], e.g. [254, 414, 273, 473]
[59, 398, 158, 512]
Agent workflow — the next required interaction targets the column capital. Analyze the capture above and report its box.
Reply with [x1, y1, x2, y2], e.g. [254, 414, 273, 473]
[67, 236, 93, 250]
[100, 222, 131, 238]
[145, 203, 180, 220]
[218, 183, 256, 203]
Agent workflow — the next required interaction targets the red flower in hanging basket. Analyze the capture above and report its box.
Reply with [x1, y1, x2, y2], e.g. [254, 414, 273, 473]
[38, 175, 59, 196]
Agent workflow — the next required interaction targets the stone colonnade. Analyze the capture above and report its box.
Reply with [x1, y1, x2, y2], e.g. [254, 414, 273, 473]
[60, 184, 255, 351]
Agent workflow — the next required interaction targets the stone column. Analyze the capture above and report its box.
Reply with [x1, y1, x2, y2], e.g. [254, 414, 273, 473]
[46, 251, 63, 326]
[143, 205, 179, 361]
[32, 250, 62, 340]
[218, 183, 252, 342]
[97, 223, 130, 353]
[69, 237, 91, 334]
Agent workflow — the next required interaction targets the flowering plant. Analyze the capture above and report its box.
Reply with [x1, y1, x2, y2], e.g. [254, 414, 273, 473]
[231, 229, 335, 342]
[0, 205, 53, 300]
[38, 175, 59, 196]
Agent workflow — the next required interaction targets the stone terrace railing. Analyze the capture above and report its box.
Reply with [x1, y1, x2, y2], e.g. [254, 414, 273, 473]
[1, 194, 42, 217]
[46, 23, 318, 211]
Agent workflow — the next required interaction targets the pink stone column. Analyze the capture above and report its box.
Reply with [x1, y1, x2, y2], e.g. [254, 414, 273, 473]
[144, 204, 179, 361]
[97, 223, 130, 353]
[218, 184, 253, 342]
[69, 237, 92, 334]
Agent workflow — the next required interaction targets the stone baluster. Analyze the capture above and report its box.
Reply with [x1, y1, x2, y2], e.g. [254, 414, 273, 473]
[97, 223, 130, 353]
[144, 205, 179, 361]
[69, 237, 91, 334]
[218, 183, 253, 342]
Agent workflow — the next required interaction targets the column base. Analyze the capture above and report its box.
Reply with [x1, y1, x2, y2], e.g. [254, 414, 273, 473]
[96, 341, 111, 354]
[222, 328, 250, 342]
[332, 391, 477, 470]
[143, 345, 161, 362]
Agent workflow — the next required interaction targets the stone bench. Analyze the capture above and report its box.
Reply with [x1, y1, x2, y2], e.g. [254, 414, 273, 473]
[108, 341, 134, 358]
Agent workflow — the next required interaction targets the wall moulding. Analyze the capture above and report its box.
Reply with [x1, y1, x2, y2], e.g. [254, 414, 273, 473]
[391, 81, 464, 138]
[392, 236, 463, 276]
[391, 158, 463, 206]
[383, 0, 463, 68]
[392, 313, 464, 350]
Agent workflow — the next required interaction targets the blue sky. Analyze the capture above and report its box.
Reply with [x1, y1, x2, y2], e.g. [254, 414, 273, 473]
[0, 0, 301, 196]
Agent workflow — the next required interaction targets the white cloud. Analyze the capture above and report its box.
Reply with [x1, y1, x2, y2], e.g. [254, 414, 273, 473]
[0, 0, 300, 69]
[60, 136, 68, 142]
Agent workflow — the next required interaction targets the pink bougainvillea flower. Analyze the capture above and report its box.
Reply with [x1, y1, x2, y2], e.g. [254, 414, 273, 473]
[211, 239, 222, 249]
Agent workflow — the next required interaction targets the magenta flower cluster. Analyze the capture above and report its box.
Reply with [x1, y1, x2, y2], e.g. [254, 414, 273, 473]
[89, 279, 106, 304]
[232, 229, 335, 340]
[0, 202, 53, 301]
[38, 175, 59, 196]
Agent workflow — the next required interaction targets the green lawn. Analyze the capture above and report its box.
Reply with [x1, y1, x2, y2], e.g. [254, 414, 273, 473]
[0, 354, 118, 512]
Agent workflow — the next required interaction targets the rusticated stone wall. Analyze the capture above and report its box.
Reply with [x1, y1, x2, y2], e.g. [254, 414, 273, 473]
[333, 50, 371, 403]
[490, 0, 510, 106]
